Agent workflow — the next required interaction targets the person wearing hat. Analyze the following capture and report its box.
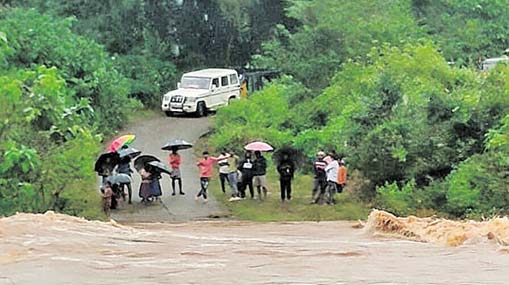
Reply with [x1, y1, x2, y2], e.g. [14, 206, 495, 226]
[196, 151, 229, 202]
[311, 151, 327, 203]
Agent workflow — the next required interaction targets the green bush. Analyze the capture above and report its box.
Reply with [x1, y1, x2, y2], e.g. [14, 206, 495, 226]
[116, 53, 177, 108]
[0, 8, 135, 132]
[0, 8, 132, 219]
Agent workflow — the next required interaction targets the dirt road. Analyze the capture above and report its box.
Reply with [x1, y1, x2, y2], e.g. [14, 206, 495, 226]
[108, 114, 228, 223]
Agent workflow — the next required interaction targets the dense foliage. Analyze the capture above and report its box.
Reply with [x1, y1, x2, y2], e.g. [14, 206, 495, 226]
[0, 9, 138, 219]
[212, 0, 509, 218]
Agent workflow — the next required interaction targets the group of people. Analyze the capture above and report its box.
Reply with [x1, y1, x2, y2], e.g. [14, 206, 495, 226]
[100, 148, 165, 213]
[100, 145, 347, 213]
[311, 151, 347, 205]
[189, 149, 296, 202]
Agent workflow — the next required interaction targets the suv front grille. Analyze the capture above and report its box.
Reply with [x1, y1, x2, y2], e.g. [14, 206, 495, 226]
[170, 95, 184, 103]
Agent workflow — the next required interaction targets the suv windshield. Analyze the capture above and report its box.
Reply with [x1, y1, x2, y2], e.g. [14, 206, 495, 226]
[181, 76, 211, 89]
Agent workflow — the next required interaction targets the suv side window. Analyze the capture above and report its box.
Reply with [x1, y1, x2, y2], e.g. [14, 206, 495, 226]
[221, 76, 229, 87]
[229, 74, 238, 85]
[212, 78, 219, 88]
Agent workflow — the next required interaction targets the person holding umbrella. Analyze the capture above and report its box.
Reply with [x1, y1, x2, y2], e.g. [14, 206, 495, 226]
[168, 148, 185, 196]
[253, 151, 268, 200]
[138, 167, 152, 203]
[242, 142, 274, 199]
[162, 139, 192, 196]
[196, 151, 229, 202]
[115, 145, 141, 204]
[95, 152, 120, 187]
[146, 161, 171, 201]
[134, 155, 164, 203]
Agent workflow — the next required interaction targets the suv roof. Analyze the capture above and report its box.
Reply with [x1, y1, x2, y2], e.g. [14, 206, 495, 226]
[184, 68, 237, 78]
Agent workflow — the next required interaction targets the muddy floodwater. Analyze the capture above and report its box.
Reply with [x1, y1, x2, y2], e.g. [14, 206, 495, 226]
[1, 212, 509, 284]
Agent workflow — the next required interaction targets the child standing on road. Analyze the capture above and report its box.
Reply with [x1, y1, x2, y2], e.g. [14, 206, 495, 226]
[102, 181, 114, 214]
[196, 151, 229, 202]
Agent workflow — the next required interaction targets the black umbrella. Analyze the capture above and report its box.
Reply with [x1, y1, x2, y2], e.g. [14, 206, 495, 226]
[106, 174, 132, 185]
[161, 139, 193, 151]
[117, 147, 142, 159]
[147, 161, 171, 175]
[94, 152, 120, 175]
[133, 155, 160, 171]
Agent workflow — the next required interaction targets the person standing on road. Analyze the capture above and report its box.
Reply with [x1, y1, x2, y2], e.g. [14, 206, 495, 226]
[324, 153, 339, 205]
[115, 151, 133, 204]
[149, 167, 163, 202]
[196, 151, 228, 202]
[311, 151, 327, 204]
[253, 151, 268, 200]
[237, 151, 255, 199]
[226, 150, 241, 201]
[138, 167, 152, 203]
[277, 153, 295, 202]
[102, 181, 114, 214]
[217, 150, 230, 194]
[168, 148, 185, 196]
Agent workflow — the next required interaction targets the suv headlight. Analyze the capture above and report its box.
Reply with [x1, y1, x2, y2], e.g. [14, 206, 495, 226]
[163, 95, 170, 101]
[185, 97, 197, 103]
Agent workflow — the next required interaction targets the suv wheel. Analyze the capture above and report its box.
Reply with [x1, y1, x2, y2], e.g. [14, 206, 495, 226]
[228, 96, 236, 105]
[196, 102, 207, 117]
[165, 111, 173, 117]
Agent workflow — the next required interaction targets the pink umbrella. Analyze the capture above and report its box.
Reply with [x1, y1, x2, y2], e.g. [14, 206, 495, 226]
[244, 141, 274, 152]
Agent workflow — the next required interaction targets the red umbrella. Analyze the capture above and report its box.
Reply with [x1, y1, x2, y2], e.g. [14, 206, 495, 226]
[107, 134, 136, 153]
[244, 141, 274, 152]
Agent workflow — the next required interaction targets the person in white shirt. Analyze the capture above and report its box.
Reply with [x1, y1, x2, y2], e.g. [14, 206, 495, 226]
[217, 151, 230, 194]
[324, 153, 339, 205]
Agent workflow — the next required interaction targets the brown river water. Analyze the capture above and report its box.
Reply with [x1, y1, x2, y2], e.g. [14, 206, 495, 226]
[1, 210, 509, 284]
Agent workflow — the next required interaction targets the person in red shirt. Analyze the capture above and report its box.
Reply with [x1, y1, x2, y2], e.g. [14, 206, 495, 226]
[168, 148, 185, 196]
[196, 151, 228, 202]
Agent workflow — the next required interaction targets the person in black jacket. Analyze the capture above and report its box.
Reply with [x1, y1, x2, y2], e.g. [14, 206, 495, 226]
[237, 152, 255, 199]
[277, 153, 295, 201]
[253, 151, 268, 200]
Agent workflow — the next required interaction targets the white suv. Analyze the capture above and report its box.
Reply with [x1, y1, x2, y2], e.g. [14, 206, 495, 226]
[161, 68, 240, 117]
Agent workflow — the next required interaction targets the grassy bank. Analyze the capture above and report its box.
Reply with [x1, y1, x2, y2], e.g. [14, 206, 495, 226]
[208, 169, 371, 222]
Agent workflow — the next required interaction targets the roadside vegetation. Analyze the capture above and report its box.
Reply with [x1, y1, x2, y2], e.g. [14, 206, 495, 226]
[0, 1, 287, 219]
[210, 0, 509, 220]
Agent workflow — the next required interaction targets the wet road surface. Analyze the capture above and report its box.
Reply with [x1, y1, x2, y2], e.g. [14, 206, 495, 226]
[108, 114, 228, 222]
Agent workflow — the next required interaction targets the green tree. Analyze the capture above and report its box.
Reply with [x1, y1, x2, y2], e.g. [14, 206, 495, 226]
[252, 0, 423, 89]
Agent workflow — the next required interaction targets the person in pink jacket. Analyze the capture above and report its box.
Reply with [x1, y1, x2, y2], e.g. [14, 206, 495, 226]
[195, 151, 229, 202]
